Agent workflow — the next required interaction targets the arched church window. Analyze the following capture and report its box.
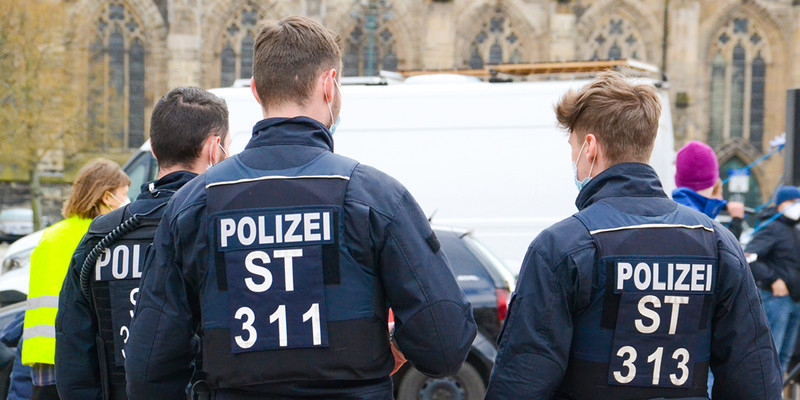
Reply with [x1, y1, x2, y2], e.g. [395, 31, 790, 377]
[582, 17, 646, 61]
[343, 13, 397, 77]
[219, 6, 259, 86]
[88, 2, 146, 149]
[467, 9, 525, 69]
[708, 18, 770, 151]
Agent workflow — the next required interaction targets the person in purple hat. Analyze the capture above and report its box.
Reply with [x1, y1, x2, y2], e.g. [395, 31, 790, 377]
[745, 185, 800, 374]
[672, 141, 746, 238]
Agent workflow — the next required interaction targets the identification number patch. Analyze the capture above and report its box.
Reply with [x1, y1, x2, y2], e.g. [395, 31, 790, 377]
[109, 280, 140, 366]
[215, 207, 337, 353]
[608, 258, 714, 388]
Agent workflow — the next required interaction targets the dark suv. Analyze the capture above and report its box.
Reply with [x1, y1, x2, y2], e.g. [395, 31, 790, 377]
[392, 227, 514, 400]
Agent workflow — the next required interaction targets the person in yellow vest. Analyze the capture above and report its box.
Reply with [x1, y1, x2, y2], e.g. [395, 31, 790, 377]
[22, 159, 129, 400]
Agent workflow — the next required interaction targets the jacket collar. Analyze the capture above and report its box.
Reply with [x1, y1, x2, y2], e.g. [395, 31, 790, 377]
[138, 171, 197, 200]
[671, 187, 727, 219]
[247, 117, 334, 152]
[576, 162, 668, 211]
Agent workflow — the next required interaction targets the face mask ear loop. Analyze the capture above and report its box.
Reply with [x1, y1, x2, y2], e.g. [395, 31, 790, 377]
[324, 74, 335, 128]
[587, 144, 596, 179]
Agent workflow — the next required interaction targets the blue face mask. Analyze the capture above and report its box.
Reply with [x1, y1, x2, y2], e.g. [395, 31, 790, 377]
[572, 140, 596, 191]
[330, 116, 341, 135]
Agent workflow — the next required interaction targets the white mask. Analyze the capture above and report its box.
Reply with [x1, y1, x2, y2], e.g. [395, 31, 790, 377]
[783, 202, 800, 221]
[106, 192, 130, 211]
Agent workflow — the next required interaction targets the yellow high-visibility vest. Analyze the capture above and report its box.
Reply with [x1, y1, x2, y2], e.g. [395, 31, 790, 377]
[22, 215, 91, 366]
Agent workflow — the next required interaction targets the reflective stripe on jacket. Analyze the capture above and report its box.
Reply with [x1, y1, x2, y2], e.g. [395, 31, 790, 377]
[22, 216, 91, 366]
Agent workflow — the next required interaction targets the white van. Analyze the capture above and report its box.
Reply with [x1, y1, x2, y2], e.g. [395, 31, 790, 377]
[1, 72, 676, 297]
[197, 75, 676, 272]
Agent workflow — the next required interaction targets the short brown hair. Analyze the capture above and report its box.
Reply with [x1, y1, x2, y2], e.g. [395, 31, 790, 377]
[252, 16, 342, 110]
[62, 159, 130, 219]
[556, 71, 661, 163]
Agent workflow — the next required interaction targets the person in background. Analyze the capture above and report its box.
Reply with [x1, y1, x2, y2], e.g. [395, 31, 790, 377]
[1, 311, 31, 400]
[55, 87, 230, 400]
[22, 159, 129, 400]
[672, 140, 746, 239]
[745, 185, 800, 375]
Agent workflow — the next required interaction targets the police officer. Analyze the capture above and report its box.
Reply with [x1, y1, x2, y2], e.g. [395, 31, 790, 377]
[485, 72, 781, 400]
[55, 87, 230, 400]
[125, 16, 476, 400]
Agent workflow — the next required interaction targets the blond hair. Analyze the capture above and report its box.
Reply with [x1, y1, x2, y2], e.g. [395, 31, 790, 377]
[62, 159, 130, 219]
[555, 71, 661, 164]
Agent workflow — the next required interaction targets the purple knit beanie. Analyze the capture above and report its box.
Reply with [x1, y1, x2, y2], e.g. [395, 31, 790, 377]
[675, 141, 719, 191]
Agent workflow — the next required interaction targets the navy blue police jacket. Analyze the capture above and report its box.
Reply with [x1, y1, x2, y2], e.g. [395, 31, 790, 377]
[485, 163, 781, 400]
[55, 171, 197, 400]
[745, 211, 800, 301]
[125, 117, 476, 400]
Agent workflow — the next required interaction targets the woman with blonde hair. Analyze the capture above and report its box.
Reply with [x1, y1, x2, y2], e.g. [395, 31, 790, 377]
[21, 158, 129, 400]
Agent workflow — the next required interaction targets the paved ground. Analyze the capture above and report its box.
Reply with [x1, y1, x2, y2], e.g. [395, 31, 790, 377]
[0, 243, 7, 261]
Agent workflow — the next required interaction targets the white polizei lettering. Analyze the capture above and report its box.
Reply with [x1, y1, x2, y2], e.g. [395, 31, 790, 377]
[112, 246, 130, 280]
[284, 214, 302, 243]
[132, 244, 142, 279]
[257, 216, 275, 244]
[634, 263, 652, 291]
[617, 263, 633, 291]
[691, 264, 705, 291]
[664, 296, 689, 334]
[652, 263, 666, 290]
[96, 248, 111, 281]
[273, 249, 302, 291]
[322, 212, 331, 241]
[275, 215, 283, 243]
[635, 295, 661, 334]
[706, 264, 713, 291]
[667, 263, 674, 291]
[304, 213, 321, 242]
[220, 218, 236, 248]
[244, 251, 273, 292]
[238, 217, 257, 246]
[675, 264, 690, 291]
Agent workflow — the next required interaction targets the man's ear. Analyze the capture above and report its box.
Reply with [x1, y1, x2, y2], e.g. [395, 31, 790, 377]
[585, 133, 598, 160]
[250, 77, 262, 105]
[323, 69, 336, 103]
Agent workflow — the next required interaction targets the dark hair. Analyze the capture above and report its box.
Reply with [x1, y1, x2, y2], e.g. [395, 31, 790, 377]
[149, 87, 229, 169]
[556, 71, 661, 164]
[252, 16, 342, 110]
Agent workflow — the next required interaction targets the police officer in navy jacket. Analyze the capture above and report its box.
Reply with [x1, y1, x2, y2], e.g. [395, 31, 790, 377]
[485, 72, 781, 400]
[125, 16, 476, 400]
[55, 87, 230, 400]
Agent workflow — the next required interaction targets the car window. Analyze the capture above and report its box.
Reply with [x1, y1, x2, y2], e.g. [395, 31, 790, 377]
[123, 151, 157, 201]
[462, 235, 516, 290]
[436, 230, 495, 297]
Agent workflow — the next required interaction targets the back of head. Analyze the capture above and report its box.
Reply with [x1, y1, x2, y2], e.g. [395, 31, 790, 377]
[150, 87, 229, 169]
[674, 141, 719, 192]
[252, 16, 342, 110]
[62, 159, 130, 219]
[556, 71, 662, 164]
